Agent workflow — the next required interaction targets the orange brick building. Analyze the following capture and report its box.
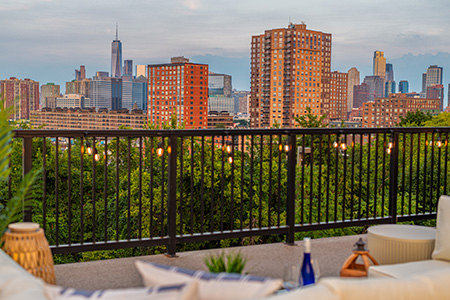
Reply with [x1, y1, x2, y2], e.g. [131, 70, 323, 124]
[250, 23, 332, 128]
[147, 57, 208, 129]
[329, 71, 348, 121]
[1, 77, 39, 120]
[361, 93, 440, 127]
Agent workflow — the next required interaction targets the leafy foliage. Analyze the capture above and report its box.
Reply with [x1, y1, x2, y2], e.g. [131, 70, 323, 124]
[398, 110, 433, 127]
[204, 251, 247, 274]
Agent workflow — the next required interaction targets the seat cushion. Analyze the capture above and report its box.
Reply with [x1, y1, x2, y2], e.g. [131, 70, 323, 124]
[0, 249, 47, 300]
[135, 260, 282, 300]
[432, 195, 450, 261]
[368, 259, 450, 278]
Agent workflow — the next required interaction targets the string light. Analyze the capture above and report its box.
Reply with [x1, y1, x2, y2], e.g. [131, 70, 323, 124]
[94, 148, 100, 162]
[86, 142, 93, 155]
[436, 136, 442, 148]
[339, 138, 347, 151]
[386, 136, 394, 154]
[156, 142, 164, 157]
[284, 140, 290, 153]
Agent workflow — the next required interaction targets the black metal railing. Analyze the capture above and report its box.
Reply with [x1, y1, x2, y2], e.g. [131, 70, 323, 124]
[7, 127, 450, 255]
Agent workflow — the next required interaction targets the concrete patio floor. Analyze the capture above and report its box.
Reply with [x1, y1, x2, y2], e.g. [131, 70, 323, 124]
[54, 234, 366, 290]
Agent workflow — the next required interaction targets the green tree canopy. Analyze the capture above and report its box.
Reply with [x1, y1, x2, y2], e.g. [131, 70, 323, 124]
[423, 112, 450, 127]
[398, 110, 433, 127]
[294, 107, 327, 128]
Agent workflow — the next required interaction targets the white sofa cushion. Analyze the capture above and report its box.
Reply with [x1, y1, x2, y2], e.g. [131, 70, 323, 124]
[135, 260, 282, 300]
[44, 282, 198, 300]
[368, 259, 450, 278]
[432, 195, 450, 261]
[0, 249, 47, 300]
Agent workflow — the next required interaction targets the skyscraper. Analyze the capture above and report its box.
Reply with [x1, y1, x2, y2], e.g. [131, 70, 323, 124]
[111, 24, 122, 78]
[363, 75, 384, 102]
[385, 63, 394, 82]
[347, 67, 360, 112]
[423, 65, 443, 109]
[75, 65, 86, 81]
[147, 57, 209, 129]
[373, 51, 386, 79]
[426, 84, 444, 111]
[385, 81, 396, 97]
[250, 23, 332, 128]
[208, 72, 234, 114]
[353, 83, 369, 108]
[136, 65, 146, 78]
[398, 80, 409, 93]
[123, 60, 133, 76]
[329, 71, 348, 121]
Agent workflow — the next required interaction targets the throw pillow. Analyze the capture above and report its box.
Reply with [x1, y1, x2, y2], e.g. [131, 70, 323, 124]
[135, 260, 283, 300]
[44, 281, 198, 300]
[432, 195, 450, 261]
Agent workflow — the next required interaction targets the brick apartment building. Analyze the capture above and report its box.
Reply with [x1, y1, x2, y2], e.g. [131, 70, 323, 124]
[30, 106, 146, 130]
[147, 57, 208, 129]
[250, 23, 332, 128]
[329, 71, 348, 121]
[361, 93, 440, 127]
[1, 77, 39, 120]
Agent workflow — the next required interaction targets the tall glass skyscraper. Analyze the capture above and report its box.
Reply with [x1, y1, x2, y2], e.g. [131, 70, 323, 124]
[111, 24, 122, 78]
[398, 80, 409, 93]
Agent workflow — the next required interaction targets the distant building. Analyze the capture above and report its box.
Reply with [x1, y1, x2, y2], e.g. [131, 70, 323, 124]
[385, 81, 396, 97]
[361, 93, 440, 128]
[95, 71, 109, 80]
[232, 90, 250, 114]
[1, 77, 39, 120]
[385, 63, 394, 82]
[136, 65, 146, 78]
[353, 83, 370, 108]
[207, 111, 234, 128]
[373, 51, 386, 79]
[123, 60, 133, 76]
[55, 94, 89, 108]
[398, 80, 409, 93]
[65, 78, 90, 97]
[89, 80, 113, 109]
[75, 65, 86, 81]
[250, 23, 332, 128]
[132, 76, 148, 111]
[329, 71, 348, 121]
[122, 80, 133, 110]
[347, 67, 360, 112]
[426, 84, 444, 111]
[208, 72, 233, 114]
[41, 83, 60, 109]
[111, 25, 122, 78]
[147, 58, 208, 129]
[30, 107, 145, 130]
[422, 65, 443, 101]
[363, 75, 384, 102]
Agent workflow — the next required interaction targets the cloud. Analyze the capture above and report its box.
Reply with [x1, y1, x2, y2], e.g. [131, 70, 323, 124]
[181, 0, 200, 10]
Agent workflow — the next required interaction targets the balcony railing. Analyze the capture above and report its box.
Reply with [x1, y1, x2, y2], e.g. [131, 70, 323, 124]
[8, 127, 450, 256]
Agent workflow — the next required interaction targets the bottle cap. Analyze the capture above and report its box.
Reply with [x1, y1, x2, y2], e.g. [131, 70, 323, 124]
[304, 237, 311, 253]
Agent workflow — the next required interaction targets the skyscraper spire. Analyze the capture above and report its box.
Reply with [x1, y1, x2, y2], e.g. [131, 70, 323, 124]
[116, 22, 118, 40]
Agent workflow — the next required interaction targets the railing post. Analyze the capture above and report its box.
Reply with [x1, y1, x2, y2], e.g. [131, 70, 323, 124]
[388, 131, 399, 224]
[22, 137, 33, 222]
[286, 133, 297, 245]
[166, 134, 178, 256]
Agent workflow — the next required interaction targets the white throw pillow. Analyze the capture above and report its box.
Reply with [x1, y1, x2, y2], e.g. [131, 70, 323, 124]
[432, 195, 450, 261]
[44, 281, 198, 300]
[135, 260, 283, 300]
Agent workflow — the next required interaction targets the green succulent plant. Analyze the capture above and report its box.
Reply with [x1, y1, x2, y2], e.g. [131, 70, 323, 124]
[204, 251, 247, 274]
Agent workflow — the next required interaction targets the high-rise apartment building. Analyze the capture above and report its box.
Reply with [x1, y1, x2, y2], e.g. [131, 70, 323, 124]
[353, 83, 370, 109]
[111, 25, 122, 78]
[347, 67, 360, 112]
[385, 81, 396, 97]
[423, 65, 444, 110]
[232, 90, 250, 114]
[250, 23, 332, 128]
[41, 83, 60, 109]
[426, 84, 444, 110]
[398, 80, 409, 93]
[75, 65, 86, 81]
[373, 51, 386, 79]
[385, 63, 394, 82]
[361, 93, 440, 128]
[147, 58, 209, 129]
[329, 71, 347, 121]
[1, 77, 39, 120]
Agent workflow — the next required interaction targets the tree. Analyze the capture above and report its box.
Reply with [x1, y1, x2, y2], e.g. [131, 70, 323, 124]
[423, 112, 450, 127]
[294, 107, 327, 128]
[398, 110, 433, 127]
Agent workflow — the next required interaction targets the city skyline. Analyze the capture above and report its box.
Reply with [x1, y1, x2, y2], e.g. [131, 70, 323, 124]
[1, 0, 450, 100]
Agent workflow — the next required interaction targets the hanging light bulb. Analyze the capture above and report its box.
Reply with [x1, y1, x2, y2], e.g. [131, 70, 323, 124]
[284, 140, 290, 153]
[228, 154, 233, 164]
[386, 136, 394, 154]
[94, 148, 100, 162]
[156, 142, 164, 157]
[436, 136, 442, 148]
[226, 141, 232, 154]
[339, 138, 347, 151]
[86, 141, 93, 155]
[333, 140, 339, 149]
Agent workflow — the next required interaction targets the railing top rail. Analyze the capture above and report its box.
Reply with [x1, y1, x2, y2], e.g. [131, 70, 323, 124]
[12, 126, 450, 138]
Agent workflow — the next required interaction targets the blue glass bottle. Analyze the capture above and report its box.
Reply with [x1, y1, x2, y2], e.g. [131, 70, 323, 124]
[300, 237, 315, 286]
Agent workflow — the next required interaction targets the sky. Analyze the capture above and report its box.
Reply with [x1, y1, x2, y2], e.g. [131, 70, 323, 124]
[1, 0, 450, 106]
